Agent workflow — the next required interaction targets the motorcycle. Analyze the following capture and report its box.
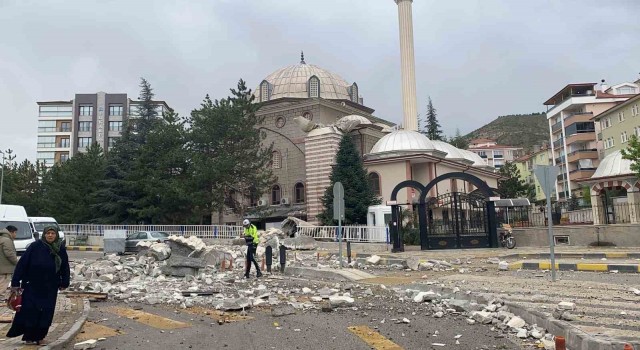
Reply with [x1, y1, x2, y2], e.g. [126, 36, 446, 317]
[498, 224, 516, 249]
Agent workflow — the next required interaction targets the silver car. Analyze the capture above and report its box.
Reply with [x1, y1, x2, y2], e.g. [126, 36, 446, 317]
[124, 231, 170, 252]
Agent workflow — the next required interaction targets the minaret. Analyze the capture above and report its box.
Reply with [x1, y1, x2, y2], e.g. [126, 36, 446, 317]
[394, 0, 418, 131]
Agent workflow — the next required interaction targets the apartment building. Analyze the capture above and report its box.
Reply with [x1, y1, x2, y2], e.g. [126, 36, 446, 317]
[544, 81, 638, 200]
[513, 145, 552, 202]
[468, 138, 521, 169]
[37, 92, 171, 167]
[594, 93, 640, 157]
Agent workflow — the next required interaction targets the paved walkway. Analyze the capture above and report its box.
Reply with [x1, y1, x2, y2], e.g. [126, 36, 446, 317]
[0, 295, 84, 350]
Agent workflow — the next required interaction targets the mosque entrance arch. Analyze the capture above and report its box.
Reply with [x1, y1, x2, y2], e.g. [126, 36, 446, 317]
[418, 172, 498, 249]
[388, 180, 425, 252]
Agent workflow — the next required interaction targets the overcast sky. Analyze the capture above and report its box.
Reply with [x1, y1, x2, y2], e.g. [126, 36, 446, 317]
[1, 0, 638, 161]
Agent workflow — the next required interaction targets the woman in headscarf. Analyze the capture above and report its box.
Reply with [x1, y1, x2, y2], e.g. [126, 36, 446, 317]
[6, 226, 70, 345]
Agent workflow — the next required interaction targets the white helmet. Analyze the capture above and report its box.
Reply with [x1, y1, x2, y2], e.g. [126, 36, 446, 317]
[242, 219, 250, 226]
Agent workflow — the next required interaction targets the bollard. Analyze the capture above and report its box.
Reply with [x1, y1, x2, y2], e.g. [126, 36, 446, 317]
[555, 336, 566, 350]
[346, 241, 352, 264]
[261, 256, 265, 271]
[279, 245, 287, 273]
[265, 246, 273, 273]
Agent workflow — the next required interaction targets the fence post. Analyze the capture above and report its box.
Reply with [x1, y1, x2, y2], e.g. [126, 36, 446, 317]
[347, 241, 351, 264]
[279, 245, 286, 273]
[265, 246, 273, 273]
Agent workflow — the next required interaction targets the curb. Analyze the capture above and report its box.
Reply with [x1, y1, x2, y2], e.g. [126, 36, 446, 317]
[500, 252, 640, 259]
[40, 298, 90, 350]
[509, 261, 640, 273]
[66, 246, 103, 252]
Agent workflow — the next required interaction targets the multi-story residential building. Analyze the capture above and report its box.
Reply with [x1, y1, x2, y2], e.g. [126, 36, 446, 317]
[513, 145, 552, 202]
[468, 138, 521, 169]
[543, 81, 638, 200]
[594, 93, 640, 157]
[37, 92, 171, 167]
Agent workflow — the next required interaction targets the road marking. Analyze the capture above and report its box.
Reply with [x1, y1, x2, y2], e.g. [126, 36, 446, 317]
[348, 325, 403, 350]
[74, 321, 125, 342]
[605, 253, 627, 259]
[107, 307, 190, 329]
[538, 262, 559, 270]
[576, 263, 608, 272]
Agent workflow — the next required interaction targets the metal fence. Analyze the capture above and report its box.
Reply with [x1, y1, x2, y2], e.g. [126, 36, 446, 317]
[59, 224, 244, 239]
[296, 225, 389, 243]
[496, 203, 640, 227]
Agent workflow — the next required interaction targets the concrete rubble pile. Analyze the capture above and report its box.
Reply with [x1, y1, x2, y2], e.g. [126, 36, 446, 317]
[397, 286, 556, 349]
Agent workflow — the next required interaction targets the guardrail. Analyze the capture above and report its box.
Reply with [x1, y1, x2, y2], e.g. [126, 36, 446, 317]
[59, 224, 244, 239]
[297, 225, 389, 243]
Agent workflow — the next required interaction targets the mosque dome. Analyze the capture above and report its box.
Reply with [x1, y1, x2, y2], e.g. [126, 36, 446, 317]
[256, 53, 360, 103]
[431, 140, 468, 161]
[591, 150, 634, 178]
[369, 130, 436, 154]
[461, 149, 488, 167]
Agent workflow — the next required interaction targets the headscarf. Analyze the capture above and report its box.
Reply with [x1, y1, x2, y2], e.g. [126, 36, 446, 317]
[41, 225, 62, 273]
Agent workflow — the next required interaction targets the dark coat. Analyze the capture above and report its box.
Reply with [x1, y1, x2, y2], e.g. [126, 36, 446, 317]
[7, 240, 70, 338]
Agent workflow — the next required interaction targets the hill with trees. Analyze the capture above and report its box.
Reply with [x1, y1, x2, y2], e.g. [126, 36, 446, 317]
[463, 112, 548, 150]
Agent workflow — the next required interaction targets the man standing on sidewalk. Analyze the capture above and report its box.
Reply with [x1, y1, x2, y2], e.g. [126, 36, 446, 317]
[243, 219, 262, 278]
[0, 225, 18, 297]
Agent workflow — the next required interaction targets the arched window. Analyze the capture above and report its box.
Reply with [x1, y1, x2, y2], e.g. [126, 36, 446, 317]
[271, 185, 281, 205]
[260, 81, 270, 102]
[368, 172, 381, 196]
[271, 151, 282, 169]
[308, 76, 320, 98]
[350, 83, 359, 103]
[294, 182, 305, 203]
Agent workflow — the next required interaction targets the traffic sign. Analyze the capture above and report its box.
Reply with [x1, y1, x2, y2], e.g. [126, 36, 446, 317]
[333, 182, 345, 220]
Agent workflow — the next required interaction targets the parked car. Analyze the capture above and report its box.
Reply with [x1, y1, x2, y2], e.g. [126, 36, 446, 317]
[1, 205, 37, 254]
[125, 231, 170, 252]
[29, 217, 65, 242]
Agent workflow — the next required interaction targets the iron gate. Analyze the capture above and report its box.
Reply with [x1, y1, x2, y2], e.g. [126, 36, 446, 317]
[425, 192, 491, 249]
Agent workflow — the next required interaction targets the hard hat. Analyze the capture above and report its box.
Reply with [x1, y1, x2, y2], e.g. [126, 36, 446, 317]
[242, 219, 250, 226]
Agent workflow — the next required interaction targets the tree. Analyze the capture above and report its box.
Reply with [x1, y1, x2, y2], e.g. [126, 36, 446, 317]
[497, 162, 530, 198]
[0, 149, 43, 214]
[621, 135, 640, 178]
[422, 97, 444, 141]
[448, 128, 468, 149]
[317, 135, 381, 225]
[188, 79, 274, 224]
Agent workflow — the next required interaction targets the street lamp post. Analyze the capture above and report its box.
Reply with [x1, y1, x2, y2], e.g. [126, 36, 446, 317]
[0, 150, 5, 205]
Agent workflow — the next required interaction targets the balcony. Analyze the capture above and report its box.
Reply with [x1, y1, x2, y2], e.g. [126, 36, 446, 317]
[566, 132, 595, 145]
[494, 154, 503, 159]
[557, 173, 565, 182]
[555, 155, 566, 164]
[567, 149, 598, 163]
[553, 138, 564, 149]
[569, 168, 596, 181]
[551, 121, 562, 133]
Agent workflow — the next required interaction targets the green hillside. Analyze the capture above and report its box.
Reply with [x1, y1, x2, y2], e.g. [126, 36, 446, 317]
[463, 113, 548, 150]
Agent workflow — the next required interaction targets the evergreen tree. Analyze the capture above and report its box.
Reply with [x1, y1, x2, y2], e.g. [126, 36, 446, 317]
[497, 162, 530, 198]
[317, 135, 381, 225]
[0, 150, 43, 214]
[448, 128, 468, 149]
[188, 79, 274, 223]
[423, 97, 444, 141]
[621, 135, 640, 178]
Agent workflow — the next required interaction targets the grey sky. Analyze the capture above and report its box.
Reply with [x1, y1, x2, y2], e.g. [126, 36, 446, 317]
[1, 0, 638, 161]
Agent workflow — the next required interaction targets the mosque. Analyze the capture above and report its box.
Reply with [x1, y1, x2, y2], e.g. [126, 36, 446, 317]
[212, 0, 501, 229]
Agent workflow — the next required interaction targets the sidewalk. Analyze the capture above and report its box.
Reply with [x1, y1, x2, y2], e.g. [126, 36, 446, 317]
[0, 295, 88, 350]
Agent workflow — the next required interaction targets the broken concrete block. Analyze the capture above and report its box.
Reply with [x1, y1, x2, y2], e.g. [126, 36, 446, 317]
[506, 316, 526, 329]
[329, 295, 354, 307]
[281, 235, 317, 250]
[472, 311, 493, 324]
[557, 301, 575, 311]
[366, 255, 381, 265]
[271, 305, 296, 317]
[498, 261, 509, 270]
[74, 339, 98, 350]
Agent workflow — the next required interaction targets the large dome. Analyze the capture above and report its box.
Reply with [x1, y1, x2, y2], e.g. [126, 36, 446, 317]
[431, 140, 468, 161]
[257, 61, 355, 101]
[591, 150, 633, 178]
[370, 130, 436, 154]
[461, 149, 488, 167]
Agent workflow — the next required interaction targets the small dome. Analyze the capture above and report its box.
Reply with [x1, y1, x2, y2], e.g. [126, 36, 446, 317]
[431, 140, 468, 160]
[369, 130, 436, 154]
[591, 150, 634, 178]
[257, 63, 354, 100]
[461, 149, 488, 167]
[338, 115, 371, 125]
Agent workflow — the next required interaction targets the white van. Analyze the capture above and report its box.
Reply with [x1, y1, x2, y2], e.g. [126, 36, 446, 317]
[28, 217, 65, 242]
[0, 204, 36, 254]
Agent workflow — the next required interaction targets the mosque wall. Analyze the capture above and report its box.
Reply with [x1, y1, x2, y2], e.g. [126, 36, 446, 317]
[365, 162, 409, 205]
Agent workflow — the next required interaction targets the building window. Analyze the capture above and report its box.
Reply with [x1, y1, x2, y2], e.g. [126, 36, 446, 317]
[78, 137, 92, 148]
[275, 116, 285, 128]
[632, 104, 639, 117]
[60, 153, 69, 162]
[603, 117, 612, 128]
[271, 185, 281, 205]
[78, 121, 92, 132]
[38, 121, 56, 133]
[271, 151, 282, 169]
[368, 172, 381, 196]
[37, 152, 55, 166]
[616, 86, 637, 95]
[294, 182, 305, 203]
[350, 83, 359, 103]
[109, 121, 123, 131]
[78, 105, 93, 116]
[60, 122, 71, 132]
[260, 81, 270, 102]
[109, 104, 123, 116]
[309, 76, 320, 98]
[59, 138, 70, 148]
[635, 126, 640, 137]
[108, 137, 118, 148]
[37, 136, 55, 148]
[618, 111, 625, 122]
[39, 105, 72, 117]
[621, 131, 628, 143]
[302, 111, 313, 120]
[605, 137, 615, 149]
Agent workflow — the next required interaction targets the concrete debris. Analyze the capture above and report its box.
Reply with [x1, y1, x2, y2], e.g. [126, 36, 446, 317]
[271, 304, 296, 317]
[74, 339, 98, 350]
[557, 301, 576, 311]
[506, 316, 526, 329]
[498, 261, 509, 270]
[366, 255, 381, 265]
[629, 288, 640, 296]
[281, 235, 318, 250]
